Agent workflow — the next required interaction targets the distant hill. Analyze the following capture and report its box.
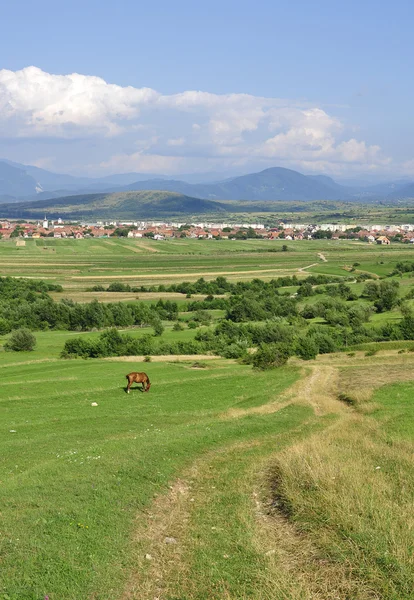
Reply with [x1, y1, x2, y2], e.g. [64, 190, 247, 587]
[386, 182, 414, 200]
[0, 190, 227, 220]
[118, 167, 354, 201]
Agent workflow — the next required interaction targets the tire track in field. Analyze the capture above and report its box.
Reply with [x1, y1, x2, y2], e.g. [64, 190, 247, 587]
[221, 363, 344, 420]
[121, 364, 346, 599]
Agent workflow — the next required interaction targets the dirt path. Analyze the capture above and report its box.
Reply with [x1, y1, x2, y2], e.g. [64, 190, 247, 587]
[318, 252, 327, 262]
[298, 263, 318, 272]
[120, 353, 414, 599]
[121, 362, 347, 599]
[221, 364, 343, 420]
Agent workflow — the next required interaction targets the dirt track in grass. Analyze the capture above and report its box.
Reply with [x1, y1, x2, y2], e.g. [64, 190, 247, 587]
[121, 351, 414, 599]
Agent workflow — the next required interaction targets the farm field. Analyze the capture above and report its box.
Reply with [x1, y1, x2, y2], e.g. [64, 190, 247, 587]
[0, 237, 413, 290]
[1, 238, 414, 599]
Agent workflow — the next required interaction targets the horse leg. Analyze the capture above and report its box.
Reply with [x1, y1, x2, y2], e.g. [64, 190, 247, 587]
[126, 379, 131, 394]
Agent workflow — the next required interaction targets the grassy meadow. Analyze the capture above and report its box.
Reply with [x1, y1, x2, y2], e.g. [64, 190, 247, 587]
[1, 237, 414, 599]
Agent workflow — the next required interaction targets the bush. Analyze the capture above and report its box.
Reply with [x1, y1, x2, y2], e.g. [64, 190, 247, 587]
[61, 336, 103, 359]
[107, 282, 131, 292]
[5, 328, 36, 352]
[144, 355, 152, 362]
[220, 341, 248, 359]
[295, 336, 318, 360]
[309, 332, 338, 354]
[173, 322, 184, 331]
[252, 342, 292, 370]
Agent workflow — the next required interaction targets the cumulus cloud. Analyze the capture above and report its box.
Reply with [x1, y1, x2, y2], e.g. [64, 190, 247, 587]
[0, 66, 157, 137]
[0, 66, 390, 175]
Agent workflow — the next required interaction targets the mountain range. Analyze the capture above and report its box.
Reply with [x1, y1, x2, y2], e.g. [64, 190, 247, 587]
[1, 159, 414, 205]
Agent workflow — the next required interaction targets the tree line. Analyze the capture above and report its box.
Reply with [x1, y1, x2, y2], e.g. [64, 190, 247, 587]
[0, 276, 178, 334]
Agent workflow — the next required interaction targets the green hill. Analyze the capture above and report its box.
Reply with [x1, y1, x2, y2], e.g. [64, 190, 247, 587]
[0, 190, 227, 219]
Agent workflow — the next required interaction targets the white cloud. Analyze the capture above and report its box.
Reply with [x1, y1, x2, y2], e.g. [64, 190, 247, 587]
[0, 66, 391, 175]
[0, 66, 157, 137]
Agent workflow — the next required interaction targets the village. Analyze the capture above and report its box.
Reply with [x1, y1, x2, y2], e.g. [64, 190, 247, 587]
[1, 217, 414, 244]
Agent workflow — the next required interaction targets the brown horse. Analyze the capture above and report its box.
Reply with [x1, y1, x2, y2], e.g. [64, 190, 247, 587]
[125, 372, 151, 393]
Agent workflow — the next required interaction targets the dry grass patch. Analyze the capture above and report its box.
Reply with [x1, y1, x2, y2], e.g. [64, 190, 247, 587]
[122, 477, 193, 600]
[338, 355, 414, 407]
[287, 363, 345, 416]
[266, 417, 414, 599]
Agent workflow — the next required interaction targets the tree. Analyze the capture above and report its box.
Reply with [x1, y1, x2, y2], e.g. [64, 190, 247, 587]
[297, 282, 314, 298]
[10, 226, 24, 238]
[152, 319, 164, 336]
[375, 281, 400, 312]
[0, 318, 10, 335]
[5, 328, 36, 351]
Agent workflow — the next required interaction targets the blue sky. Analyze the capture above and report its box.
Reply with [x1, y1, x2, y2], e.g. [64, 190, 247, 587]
[1, 0, 413, 180]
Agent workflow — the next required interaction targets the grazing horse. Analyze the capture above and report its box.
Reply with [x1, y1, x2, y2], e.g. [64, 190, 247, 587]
[125, 372, 151, 393]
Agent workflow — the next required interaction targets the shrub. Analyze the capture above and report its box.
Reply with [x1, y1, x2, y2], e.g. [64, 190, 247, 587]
[173, 321, 184, 331]
[61, 336, 103, 359]
[144, 355, 152, 362]
[220, 341, 248, 359]
[4, 328, 36, 352]
[107, 282, 131, 292]
[295, 336, 318, 360]
[309, 332, 338, 354]
[399, 315, 414, 340]
[252, 342, 292, 370]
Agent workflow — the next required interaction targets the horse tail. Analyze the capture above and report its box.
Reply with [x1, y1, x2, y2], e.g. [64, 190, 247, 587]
[145, 374, 151, 391]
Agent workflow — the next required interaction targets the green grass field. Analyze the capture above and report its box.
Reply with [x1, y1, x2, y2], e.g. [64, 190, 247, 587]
[1, 237, 413, 290]
[1, 237, 414, 599]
